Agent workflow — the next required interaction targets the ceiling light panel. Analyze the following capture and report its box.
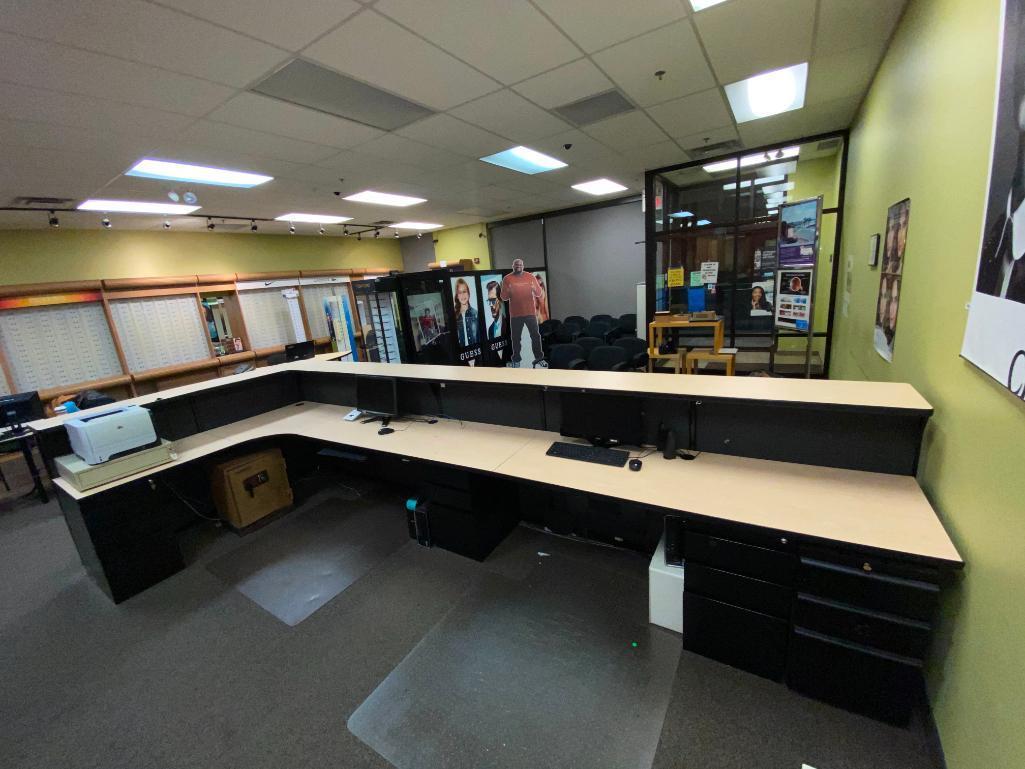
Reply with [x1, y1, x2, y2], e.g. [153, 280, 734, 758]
[480, 146, 567, 175]
[690, 0, 729, 10]
[77, 199, 200, 214]
[274, 213, 352, 223]
[344, 190, 427, 207]
[572, 178, 628, 195]
[724, 63, 808, 124]
[126, 159, 273, 187]
[703, 146, 800, 174]
[391, 221, 442, 230]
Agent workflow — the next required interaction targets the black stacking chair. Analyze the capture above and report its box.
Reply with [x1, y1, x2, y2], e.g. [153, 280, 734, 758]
[575, 336, 604, 360]
[587, 345, 629, 372]
[540, 319, 561, 354]
[607, 313, 637, 342]
[590, 313, 614, 325]
[549, 343, 588, 370]
[553, 320, 582, 344]
[564, 315, 588, 328]
[614, 336, 648, 370]
[584, 319, 612, 341]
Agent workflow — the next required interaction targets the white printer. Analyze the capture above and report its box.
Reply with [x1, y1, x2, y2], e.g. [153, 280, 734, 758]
[65, 405, 158, 465]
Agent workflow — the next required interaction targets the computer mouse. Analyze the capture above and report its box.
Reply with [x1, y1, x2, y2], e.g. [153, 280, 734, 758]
[378, 427, 395, 435]
[629, 458, 642, 471]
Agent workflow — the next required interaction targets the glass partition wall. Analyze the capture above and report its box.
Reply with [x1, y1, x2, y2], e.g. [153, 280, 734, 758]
[646, 131, 847, 376]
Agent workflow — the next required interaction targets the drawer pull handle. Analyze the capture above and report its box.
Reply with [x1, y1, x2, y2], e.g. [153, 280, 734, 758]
[862, 562, 873, 572]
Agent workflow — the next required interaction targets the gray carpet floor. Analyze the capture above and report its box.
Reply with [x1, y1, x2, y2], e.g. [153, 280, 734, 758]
[0, 464, 942, 769]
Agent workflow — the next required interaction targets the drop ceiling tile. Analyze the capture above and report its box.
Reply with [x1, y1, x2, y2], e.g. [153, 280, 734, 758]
[317, 151, 429, 186]
[512, 58, 615, 109]
[396, 115, 509, 158]
[350, 134, 468, 171]
[208, 93, 384, 149]
[583, 111, 667, 152]
[375, 0, 579, 84]
[816, 0, 906, 56]
[178, 120, 339, 164]
[806, 46, 881, 105]
[593, 21, 715, 108]
[303, 10, 500, 111]
[155, 0, 362, 51]
[736, 96, 858, 148]
[531, 130, 617, 164]
[0, 32, 234, 116]
[449, 89, 570, 141]
[617, 141, 690, 173]
[0, 118, 160, 160]
[694, 0, 816, 84]
[0, 0, 290, 88]
[647, 88, 733, 139]
[674, 125, 740, 154]
[532, 0, 689, 53]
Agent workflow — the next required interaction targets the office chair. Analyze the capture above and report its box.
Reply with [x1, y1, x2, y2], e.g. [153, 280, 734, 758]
[587, 345, 629, 372]
[590, 313, 614, 325]
[584, 319, 612, 341]
[548, 343, 588, 370]
[540, 319, 561, 355]
[617, 313, 636, 335]
[614, 336, 648, 370]
[553, 321, 582, 344]
[574, 336, 604, 360]
[564, 315, 587, 328]
[266, 352, 288, 366]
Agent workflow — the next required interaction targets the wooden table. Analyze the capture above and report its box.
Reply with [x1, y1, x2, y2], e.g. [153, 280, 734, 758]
[647, 315, 725, 372]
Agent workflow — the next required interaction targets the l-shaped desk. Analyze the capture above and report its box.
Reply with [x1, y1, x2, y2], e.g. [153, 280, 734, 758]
[30, 360, 962, 724]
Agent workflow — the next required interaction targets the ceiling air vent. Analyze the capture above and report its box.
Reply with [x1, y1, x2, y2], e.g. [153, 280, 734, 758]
[554, 89, 634, 126]
[9, 196, 77, 208]
[251, 59, 434, 131]
[816, 138, 841, 152]
[684, 139, 742, 157]
[372, 220, 396, 226]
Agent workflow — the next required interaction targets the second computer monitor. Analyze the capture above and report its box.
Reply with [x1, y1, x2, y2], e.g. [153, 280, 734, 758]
[356, 375, 399, 417]
[559, 391, 644, 448]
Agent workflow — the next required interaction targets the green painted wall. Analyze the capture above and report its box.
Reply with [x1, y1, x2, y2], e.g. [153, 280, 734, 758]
[433, 223, 491, 268]
[0, 229, 402, 286]
[831, 0, 1025, 766]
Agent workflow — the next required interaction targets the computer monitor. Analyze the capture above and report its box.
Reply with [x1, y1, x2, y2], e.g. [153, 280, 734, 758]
[285, 340, 315, 362]
[0, 391, 43, 431]
[559, 391, 644, 448]
[356, 375, 399, 417]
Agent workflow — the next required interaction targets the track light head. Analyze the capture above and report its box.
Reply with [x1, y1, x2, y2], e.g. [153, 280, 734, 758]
[417, 232, 422, 239]
[342, 226, 350, 236]
[289, 223, 296, 235]
[206, 218, 214, 231]
[373, 229, 380, 239]
[319, 226, 326, 235]
[101, 216, 111, 229]
[48, 211, 59, 228]
[250, 220, 258, 232]
[357, 232, 362, 241]
[162, 219, 171, 230]
[393, 229, 399, 238]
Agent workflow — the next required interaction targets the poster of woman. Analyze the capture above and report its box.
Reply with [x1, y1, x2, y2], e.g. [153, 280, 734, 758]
[450, 275, 482, 365]
[874, 199, 910, 361]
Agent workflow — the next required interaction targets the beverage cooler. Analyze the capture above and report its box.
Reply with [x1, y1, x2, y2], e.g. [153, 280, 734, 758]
[351, 276, 408, 363]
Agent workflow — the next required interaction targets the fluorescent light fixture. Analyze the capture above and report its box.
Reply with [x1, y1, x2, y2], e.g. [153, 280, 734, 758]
[724, 175, 790, 191]
[755, 174, 787, 186]
[703, 146, 800, 174]
[723, 180, 752, 191]
[690, 0, 729, 10]
[392, 221, 443, 230]
[343, 190, 426, 207]
[480, 145, 567, 175]
[767, 208, 779, 216]
[725, 63, 808, 124]
[77, 199, 200, 214]
[668, 210, 694, 219]
[126, 158, 273, 187]
[697, 219, 711, 226]
[761, 182, 795, 195]
[572, 178, 628, 195]
[274, 213, 352, 224]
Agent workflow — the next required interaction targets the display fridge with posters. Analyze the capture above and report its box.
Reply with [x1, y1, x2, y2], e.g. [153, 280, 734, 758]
[397, 270, 459, 365]
[350, 275, 408, 363]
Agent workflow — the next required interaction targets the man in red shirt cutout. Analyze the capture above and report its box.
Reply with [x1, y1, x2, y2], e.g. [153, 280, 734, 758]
[501, 259, 548, 368]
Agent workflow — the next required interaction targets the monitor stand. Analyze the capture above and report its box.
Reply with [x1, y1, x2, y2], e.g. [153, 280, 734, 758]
[360, 414, 392, 427]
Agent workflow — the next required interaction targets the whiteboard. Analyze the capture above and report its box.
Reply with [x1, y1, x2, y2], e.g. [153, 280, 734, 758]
[239, 288, 299, 349]
[110, 295, 210, 372]
[0, 303, 122, 391]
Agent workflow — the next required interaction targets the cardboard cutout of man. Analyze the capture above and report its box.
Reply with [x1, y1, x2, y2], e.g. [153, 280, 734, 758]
[501, 259, 547, 368]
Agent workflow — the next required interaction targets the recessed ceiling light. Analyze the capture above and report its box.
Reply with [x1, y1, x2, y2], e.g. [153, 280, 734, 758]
[697, 219, 711, 226]
[77, 199, 200, 214]
[668, 210, 694, 219]
[391, 221, 443, 230]
[690, 0, 729, 10]
[703, 146, 800, 174]
[343, 190, 427, 207]
[724, 63, 808, 124]
[572, 178, 628, 195]
[126, 159, 272, 187]
[480, 146, 567, 175]
[274, 213, 352, 224]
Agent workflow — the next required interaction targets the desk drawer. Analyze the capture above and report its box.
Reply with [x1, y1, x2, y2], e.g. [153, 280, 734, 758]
[787, 627, 923, 725]
[798, 557, 938, 621]
[793, 594, 931, 659]
[685, 532, 795, 584]
[686, 562, 792, 618]
[682, 592, 787, 681]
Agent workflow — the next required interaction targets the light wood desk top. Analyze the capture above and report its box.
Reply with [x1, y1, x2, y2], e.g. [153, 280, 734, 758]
[52, 401, 961, 565]
[30, 360, 932, 433]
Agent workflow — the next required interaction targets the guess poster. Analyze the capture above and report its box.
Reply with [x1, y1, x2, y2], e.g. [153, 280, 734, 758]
[874, 199, 910, 362]
[962, 0, 1025, 401]
[450, 275, 483, 366]
[478, 272, 510, 365]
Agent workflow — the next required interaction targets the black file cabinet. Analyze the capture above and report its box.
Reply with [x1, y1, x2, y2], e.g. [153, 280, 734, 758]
[670, 517, 940, 724]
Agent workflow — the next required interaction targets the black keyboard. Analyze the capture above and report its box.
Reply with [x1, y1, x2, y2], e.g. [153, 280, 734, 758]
[546, 441, 629, 467]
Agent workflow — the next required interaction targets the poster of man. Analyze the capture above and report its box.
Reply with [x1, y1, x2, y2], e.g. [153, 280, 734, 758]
[480, 273, 510, 363]
[450, 275, 482, 366]
[874, 199, 910, 362]
[501, 260, 550, 368]
[963, 0, 1025, 398]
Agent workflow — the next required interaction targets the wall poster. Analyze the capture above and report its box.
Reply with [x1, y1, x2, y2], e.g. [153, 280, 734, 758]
[501, 260, 550, 369]
[479, 273, 510, 364]
[873, 198, 910, 362]
[963, 0, 1025, 400]
[450, 275, 483, 366]
[777, 197, 822, 268]
[775, 269, 813, 330]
